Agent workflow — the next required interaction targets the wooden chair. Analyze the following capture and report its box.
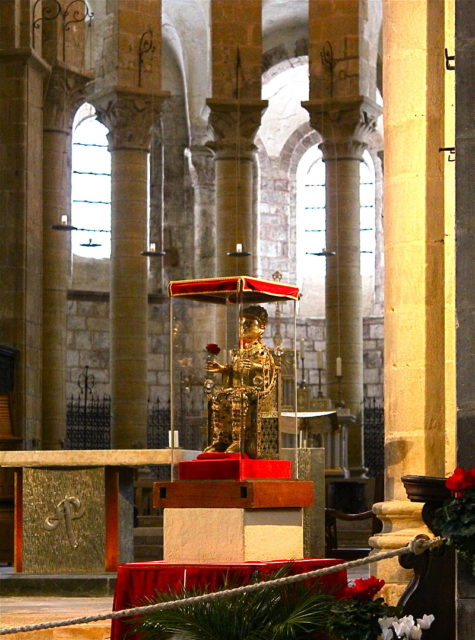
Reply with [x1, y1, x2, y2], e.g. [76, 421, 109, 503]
[325, 507, 383, 559]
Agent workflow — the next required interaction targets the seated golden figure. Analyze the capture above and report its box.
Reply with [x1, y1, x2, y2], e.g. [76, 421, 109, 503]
[203, 305, 279, 458]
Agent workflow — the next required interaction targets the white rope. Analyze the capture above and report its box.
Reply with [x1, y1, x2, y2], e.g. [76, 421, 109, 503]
[0, 535, 445, 636]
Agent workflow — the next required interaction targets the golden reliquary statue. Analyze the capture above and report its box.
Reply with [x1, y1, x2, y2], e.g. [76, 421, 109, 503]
[203, 305, 281, 458]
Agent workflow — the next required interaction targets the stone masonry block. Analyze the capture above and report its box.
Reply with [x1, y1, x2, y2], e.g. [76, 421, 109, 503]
[369, 322, 384, 339]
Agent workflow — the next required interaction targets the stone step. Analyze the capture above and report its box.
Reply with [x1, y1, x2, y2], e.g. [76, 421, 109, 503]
[134, 536, 163, 549]
[336, 521, 373, 548]
[134, 545, 164, 562]
[134, 526, 163, 537]
[136, 515, 163, 527]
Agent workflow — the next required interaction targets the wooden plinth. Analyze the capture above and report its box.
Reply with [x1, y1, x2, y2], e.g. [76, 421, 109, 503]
[153, 479, 314, 509]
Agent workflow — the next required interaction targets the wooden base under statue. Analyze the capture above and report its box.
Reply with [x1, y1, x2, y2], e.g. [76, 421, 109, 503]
[153, 477, 314, 564]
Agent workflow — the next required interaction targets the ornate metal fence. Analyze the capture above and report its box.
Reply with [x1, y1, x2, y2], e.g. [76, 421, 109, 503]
[65, 393, 172, 451]
[363, 399, 385, 478]
[147, 397, 170, 449]
[65, 367, 111, 449]
[65, 393, 111, 449]
[64, 367, 191, 452]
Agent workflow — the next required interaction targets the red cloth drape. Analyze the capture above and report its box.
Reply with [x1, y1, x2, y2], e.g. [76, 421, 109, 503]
[111, 559, 347, 640]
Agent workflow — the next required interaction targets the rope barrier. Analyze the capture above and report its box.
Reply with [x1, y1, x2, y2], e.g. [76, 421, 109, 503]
[0, 535, 445, 636]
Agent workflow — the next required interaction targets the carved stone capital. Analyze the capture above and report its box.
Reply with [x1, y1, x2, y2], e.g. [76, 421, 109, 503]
[91, 88, 168, 151]
[43, 64, 92, 133]
[206, 99, 268, 154]
[189, 145, 215, 183]
[302, 96, 381, 161]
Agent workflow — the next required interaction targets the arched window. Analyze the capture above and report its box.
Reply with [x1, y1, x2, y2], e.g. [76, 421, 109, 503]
[297, 145, 326, 281]
[296, 147, 376, 315]
[71, 103, 111, 258]
[359, 151, 376, 278]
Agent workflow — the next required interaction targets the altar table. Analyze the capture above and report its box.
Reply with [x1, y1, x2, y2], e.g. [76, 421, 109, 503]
[111, 558, 347, 640]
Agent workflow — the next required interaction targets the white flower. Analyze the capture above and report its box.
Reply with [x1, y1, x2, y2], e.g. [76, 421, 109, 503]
[381, 628, 394, 640]
[393, 615, 415, 638]
[379, 616, 398, 630]
[416, 614, 435, 630]
[409, 624, 422, 639]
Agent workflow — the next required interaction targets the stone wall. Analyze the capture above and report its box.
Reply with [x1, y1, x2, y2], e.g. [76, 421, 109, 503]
[66, 296, 110, 396]
[66, 298, 384, 406]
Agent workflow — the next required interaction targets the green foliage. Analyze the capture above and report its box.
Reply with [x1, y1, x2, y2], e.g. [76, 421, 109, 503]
[433, 486, 475, 573]
[131, 568, 334, 640]
[326, 597, 401, 640]
[130, 566, 400, 640]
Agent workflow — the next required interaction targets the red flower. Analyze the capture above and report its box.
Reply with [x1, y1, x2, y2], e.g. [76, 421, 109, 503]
[446, 468, 475, 496]
[205, 343, 221, 355]
[338, 577, 385, 601]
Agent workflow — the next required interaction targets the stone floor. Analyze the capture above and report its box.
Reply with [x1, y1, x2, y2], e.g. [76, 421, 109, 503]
[0, 597, 113, 640]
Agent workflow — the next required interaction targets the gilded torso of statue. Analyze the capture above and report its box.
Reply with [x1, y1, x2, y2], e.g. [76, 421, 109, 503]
[204, 305, 279, 458]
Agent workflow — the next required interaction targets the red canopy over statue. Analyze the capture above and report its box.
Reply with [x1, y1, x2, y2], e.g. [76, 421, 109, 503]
[168, 276, 300, 304]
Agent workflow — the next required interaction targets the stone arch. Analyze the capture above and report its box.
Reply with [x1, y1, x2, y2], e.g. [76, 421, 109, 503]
[262, 0, 308, 74]
[257, 53, 321, 283]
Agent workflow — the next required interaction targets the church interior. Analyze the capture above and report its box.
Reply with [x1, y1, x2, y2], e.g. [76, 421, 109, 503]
[1, 0, 474, 637]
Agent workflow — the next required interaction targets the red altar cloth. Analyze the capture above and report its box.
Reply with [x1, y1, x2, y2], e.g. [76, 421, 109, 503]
[178, 452, 292, 480]
[111, 559, 347, 640]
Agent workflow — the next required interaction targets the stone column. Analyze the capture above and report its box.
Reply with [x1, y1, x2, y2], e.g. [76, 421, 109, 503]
[304, 96, 380, 476]
[189, 144, 216, 279]
[0, 45, 49, 447]
[93, 89, 164, 448]
[456, 0, 475, 633]
[42, 65, 89, 449]
[207, 0, 265, 277]
[206, 100, 267, 277]
[368, 0, 452, 604]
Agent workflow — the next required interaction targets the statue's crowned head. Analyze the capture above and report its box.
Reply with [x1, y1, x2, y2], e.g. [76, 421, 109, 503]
[242, 305, 268, 329]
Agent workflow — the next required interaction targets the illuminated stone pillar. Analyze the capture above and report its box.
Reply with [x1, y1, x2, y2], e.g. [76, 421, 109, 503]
[207, 0, 266, 276]
[93, 89, 164, 448]
[304, 96, 380, 476]
[368, 0, 453, 603]
[42, 66, 89, 449]
[206, 101, 266, 276]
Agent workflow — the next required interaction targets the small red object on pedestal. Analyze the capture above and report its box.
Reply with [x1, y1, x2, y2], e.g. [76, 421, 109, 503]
[178, 452, 292, 481]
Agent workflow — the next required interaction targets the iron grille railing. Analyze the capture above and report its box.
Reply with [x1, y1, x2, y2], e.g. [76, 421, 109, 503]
[65, 393, 111, 449]
[64, 368, 203, 451]
[65, 394, 173, 450]
[363, 399, 384, 477]
[147, 398, 171, 449]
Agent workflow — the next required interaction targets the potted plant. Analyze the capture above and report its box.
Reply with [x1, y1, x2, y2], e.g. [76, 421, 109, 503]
[130, 568, 433, 640]
[433, 467, 475, 574]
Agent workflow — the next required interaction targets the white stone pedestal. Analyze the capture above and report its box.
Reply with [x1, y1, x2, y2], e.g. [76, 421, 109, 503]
[164, 507, 304, 563]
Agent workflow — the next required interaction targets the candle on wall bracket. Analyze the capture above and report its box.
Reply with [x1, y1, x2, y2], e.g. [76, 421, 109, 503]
[316, 350, 325, 397]
[226, 242, 251, 257]
[51, 214, 77, 231]
[305, 248, 336, 257]
[141, 242, 166, 257]
[51, 215, 110, 247]
[299, 339, 306, 388]
[80, 238, 101, 248]
[335, 356, 345, 408]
